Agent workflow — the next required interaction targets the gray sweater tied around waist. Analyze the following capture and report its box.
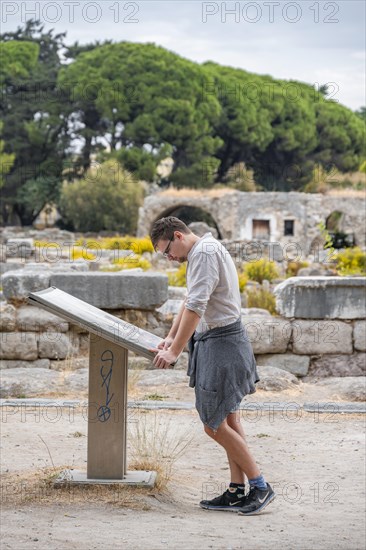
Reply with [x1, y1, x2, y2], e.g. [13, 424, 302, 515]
[187, 317, 260, 430]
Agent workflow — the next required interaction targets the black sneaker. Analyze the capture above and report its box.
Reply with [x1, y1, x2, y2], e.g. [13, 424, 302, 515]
[200, 488, 246, 512]
[238, 483, 275, 516]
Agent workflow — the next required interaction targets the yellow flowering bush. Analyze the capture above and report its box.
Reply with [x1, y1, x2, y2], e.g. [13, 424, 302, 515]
[101, 236, 154, 254]
[242, 258, 280, 284]
[167, 263, 187, 287]
[110, 254, 151, 271]
[336, 247, 366, 275]
[70, 248, 96, 261]
[75, 236, 154, 255]
[238, 271, 248, 292]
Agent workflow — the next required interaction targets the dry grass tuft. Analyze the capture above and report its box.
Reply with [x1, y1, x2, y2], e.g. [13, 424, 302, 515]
[128, 410, 195, 492]
[128, 369, 142, 396]
[0, 467, 152, 509]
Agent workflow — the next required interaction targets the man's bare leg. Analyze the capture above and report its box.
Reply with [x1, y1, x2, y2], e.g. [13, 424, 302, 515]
[204, 417, 261, 480]
[226, 412, 246, 484]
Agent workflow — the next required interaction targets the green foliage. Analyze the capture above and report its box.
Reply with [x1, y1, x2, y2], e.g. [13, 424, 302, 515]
[0, 22, 70, 225]
[60, 159, 144, 232]
[317, 221, 335, 252]
[1, 25, 364, 224]
[336, 247, 366, 276]
[242, 259, 280, 284]
[355, 107, 366, 122]
[0, 122, 15, 189]
[246, 288, 277, 315]
[59, 41, 364, 191]
[167, 263, 187, 287]
[0, 40, 39, 83]
[58, 41, 223, 187]
[113, 146, 169, 182]
[203, 62, 364, 189]
[312, 101, 365, 174]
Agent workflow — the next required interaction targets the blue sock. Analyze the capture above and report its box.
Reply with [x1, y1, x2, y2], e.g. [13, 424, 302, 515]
[249, 474, 267, 490]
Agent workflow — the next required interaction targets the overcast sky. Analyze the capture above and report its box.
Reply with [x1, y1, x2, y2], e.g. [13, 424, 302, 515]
[2, 0, 365, 110]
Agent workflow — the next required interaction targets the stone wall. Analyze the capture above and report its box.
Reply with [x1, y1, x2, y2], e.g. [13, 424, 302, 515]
[0, 302, 174, 371]
[137, 190, 366, 253]
[0, 272, 364, 380]
[0, 268, 171, 373]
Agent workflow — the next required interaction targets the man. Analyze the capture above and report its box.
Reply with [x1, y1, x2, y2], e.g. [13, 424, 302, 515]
[149, 216, 275, 515]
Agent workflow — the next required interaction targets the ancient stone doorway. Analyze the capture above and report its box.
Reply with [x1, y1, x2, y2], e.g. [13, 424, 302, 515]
[252, 219, 270, 240]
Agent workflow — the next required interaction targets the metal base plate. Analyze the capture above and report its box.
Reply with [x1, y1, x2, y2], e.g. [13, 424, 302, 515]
[54, 469, 157, 488]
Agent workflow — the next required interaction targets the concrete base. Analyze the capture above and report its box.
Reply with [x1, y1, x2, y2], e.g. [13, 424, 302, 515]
[54, 469, 157, 488]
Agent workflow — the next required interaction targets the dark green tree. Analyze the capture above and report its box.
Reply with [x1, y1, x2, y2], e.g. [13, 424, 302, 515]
[0, 21, 70, 225]
[355, 106, 366, 122]
[58, 42, 223, 187]
[202, 62, 364, 190]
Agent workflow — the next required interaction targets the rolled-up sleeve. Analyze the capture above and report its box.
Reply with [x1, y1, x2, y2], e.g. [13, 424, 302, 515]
[185, 253, 219, 317]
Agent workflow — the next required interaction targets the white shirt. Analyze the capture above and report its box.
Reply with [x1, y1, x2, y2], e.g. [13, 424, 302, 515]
[185, 232, 241, 333]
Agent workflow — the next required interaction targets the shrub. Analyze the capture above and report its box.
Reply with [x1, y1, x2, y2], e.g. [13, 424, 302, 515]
[242, 258, 280, 284]
[167, 263, 249, 291]
[70, 247, 96, 261]
[60, 159, 144, 233]
[100, 236, 154, 254]
[74, 236, 154, 255]
[246, 288, 277, 314]
[336, 247, 366, 275]
[109, 254, 151, 271]
[167, 263, 187, 287]
[238, 271, 248, 292]
[286, 261, 309, 277]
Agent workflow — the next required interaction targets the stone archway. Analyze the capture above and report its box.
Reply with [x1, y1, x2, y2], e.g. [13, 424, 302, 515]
[137, 189, 239, 239]
[151, 204, 223, 239]
[325, 210, 355, 248]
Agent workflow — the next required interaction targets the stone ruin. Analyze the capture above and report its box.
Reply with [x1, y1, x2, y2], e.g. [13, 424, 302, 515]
[0, 223, 365, 400]
[137, 190, 366, 258]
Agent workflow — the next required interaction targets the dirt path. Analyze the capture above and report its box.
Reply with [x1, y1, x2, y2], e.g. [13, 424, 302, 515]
[1, 397, 365, 550]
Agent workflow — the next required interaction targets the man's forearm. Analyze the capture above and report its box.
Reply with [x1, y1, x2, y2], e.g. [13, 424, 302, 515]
[170, 308, 201, 356]
[168, 298, 187, 338]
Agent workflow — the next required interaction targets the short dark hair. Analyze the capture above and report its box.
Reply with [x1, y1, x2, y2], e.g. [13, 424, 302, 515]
[150, 216, 191, 250]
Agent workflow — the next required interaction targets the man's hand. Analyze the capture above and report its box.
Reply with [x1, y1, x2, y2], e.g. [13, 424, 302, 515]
[149, 347, 178, 369]
[157, 336, 174, 350]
